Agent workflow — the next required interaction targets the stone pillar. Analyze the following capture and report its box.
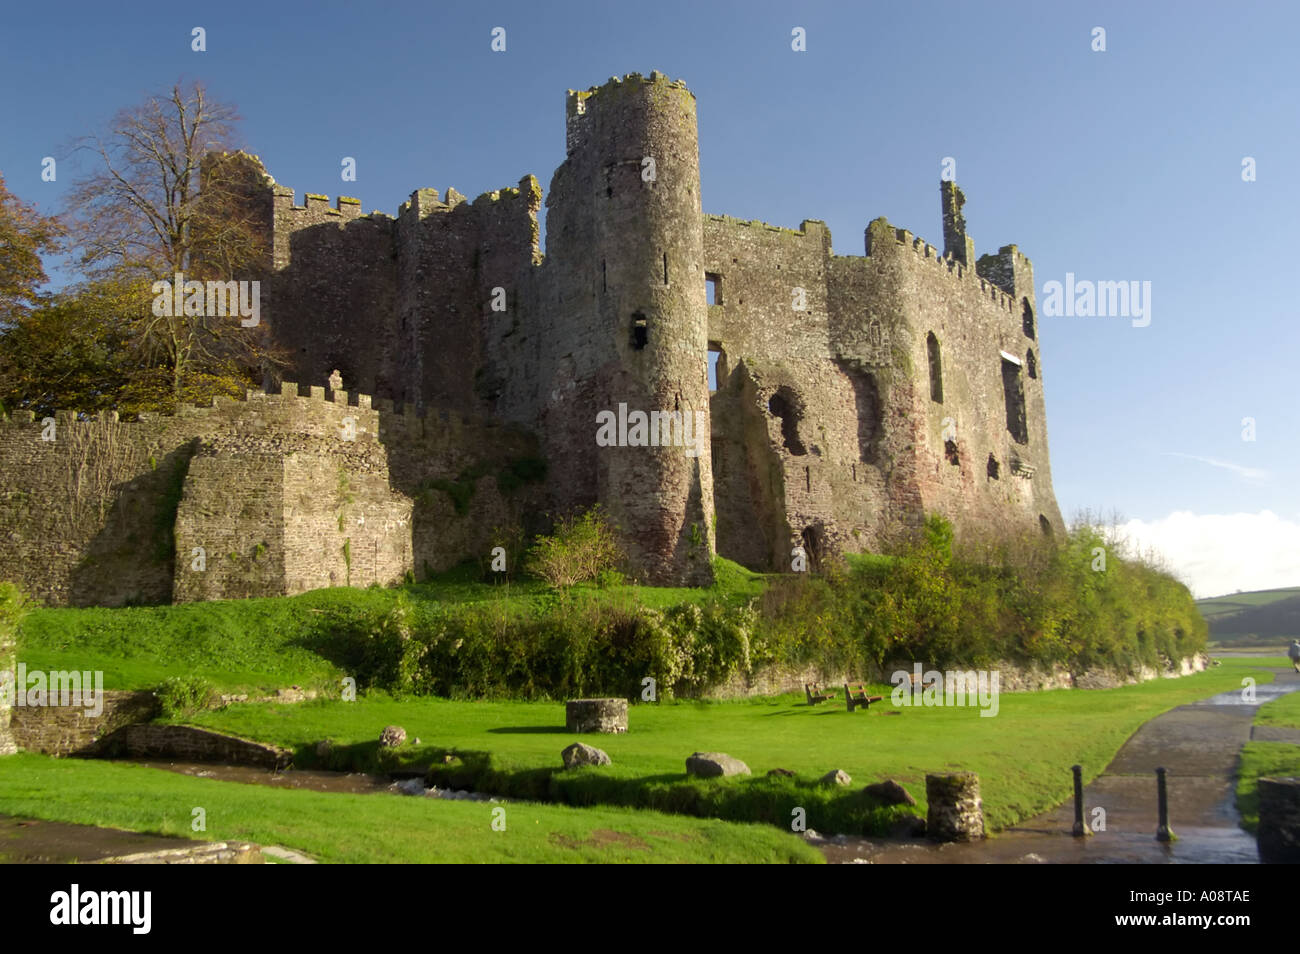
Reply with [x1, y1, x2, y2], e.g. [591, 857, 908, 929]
[565, 698, 628, 734]
[926, 772, 985, 841]
[1257, 776, 1300, 863]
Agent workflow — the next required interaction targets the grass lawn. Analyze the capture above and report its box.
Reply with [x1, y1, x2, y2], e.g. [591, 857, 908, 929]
[1254, 679, 1300, 729]
[173, 659, 1272, 833]
[15, 559, 769, 694]
[1235, 743, 1300, 833]
[1236, 671, 1300, 832]
[0, 754, 821, 864]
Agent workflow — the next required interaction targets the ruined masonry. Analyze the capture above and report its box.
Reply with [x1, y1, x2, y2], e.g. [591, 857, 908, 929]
[0, 71, 1063, 606]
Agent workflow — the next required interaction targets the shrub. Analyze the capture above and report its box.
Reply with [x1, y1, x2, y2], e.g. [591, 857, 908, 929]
[156, 675, 218, 718]
[524, 505, 624, 587]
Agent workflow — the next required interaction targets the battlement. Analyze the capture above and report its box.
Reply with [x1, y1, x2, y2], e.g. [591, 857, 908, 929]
[566, 70, 694, 154]
[273, 185, 367, 221]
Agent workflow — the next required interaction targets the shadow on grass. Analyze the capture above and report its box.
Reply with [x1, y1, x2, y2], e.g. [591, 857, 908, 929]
[486, 726, 569, 735]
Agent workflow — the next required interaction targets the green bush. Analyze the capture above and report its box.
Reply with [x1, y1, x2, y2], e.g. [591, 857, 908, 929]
[299, 514, 1208, 701]
[524, 505, 624, 587]
[156, 675, 218, 718]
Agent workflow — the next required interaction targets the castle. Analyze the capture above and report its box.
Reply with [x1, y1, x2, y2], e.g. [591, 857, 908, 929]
[0, 72, 1063, 606]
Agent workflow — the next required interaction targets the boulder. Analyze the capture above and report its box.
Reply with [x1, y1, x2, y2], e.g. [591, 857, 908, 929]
[379, 725, 407, 748]
[315, 739, 333, 759]
[863, 779, 916, 806]
[767, 768, 796, 778]
[562, 742, 612, 769]
[821, 769, 852, 786]
[686, 752, 751, 778]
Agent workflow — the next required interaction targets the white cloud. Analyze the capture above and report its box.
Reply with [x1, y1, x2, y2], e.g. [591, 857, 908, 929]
[1114, 511, 1300, 599]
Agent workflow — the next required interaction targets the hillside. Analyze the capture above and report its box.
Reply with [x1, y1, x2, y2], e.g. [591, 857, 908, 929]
[1196, 587, 1300, 645]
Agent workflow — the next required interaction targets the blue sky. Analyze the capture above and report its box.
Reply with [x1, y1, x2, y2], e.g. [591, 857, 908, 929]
[2, 0, 1296, 597]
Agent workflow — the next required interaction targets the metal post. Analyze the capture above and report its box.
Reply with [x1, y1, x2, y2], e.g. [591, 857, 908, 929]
[1072, 764, 1088, 837]
[1156, 766, 1174, 842]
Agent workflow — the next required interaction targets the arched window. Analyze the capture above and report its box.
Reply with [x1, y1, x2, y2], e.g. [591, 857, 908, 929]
[1022, 299, 1036, 339]
[927, 332, 943, 403]
[1027, 349, 1038, 379]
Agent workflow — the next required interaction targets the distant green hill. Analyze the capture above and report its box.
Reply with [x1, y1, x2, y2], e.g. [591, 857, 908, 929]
[1197, 587, 1300, 645]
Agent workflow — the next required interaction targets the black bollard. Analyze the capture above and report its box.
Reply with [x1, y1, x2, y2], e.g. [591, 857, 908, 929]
[1072, 764, 1088, 837]
[1156, 766, 1174, 842]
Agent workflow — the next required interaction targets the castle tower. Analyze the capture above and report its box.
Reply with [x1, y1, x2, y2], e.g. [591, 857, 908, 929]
[546, 72, 715, 584]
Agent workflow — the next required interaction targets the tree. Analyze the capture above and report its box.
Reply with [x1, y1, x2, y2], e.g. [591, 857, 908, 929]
[63, 81, 284, 408]
[0, 277, 139, 418]
[0, 172, 64, 328]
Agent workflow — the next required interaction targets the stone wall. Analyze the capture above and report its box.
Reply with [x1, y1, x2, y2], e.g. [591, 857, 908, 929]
[0, 617, 14, 756]
[0, 72, 1071, 601]
[8, 690, 157, 756]
[116, 724, 291, 768]
[0, 385, 545, 606]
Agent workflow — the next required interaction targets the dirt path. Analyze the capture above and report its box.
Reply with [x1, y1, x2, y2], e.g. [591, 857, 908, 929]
[815, 667, 1300, 864]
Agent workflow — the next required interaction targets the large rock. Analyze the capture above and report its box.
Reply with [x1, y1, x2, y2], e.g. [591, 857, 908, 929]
[864, 779, 916, 806]
[566, 698, 628, 734]
[562, 742, 612, 769]
[686, 752, 750, 778]
[379, 725, 407, 748]
[821, 769, 852, 786]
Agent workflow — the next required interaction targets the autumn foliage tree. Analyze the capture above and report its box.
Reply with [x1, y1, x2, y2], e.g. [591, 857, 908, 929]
[61, 80, 286, 410]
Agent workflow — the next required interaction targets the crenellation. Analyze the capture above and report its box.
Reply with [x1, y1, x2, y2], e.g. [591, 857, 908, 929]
[0, 72, 1063, 607]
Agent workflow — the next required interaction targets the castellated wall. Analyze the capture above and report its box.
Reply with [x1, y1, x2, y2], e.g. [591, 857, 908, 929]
[0, 75, 1067, 605]
[0, 387, 545, 607]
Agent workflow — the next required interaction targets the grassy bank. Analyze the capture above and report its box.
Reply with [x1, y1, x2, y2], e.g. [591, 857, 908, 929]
[1236, 671, 1300, 833]
[0, 754, 821, 864]
[174, 659, 1267, 834]
[16, 518, 1209, 704]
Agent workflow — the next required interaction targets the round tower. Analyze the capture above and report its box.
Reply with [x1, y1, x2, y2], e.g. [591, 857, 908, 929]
[556, 72, 714, 585]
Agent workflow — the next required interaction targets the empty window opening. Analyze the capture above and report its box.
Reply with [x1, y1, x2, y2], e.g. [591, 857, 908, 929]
[1027, 349, 1037, 379]
[927, 332, 943, 403]
[767, 387, 807, 456]
[663, 252, 669, 286]
[707, 342, 724, 392]
[804, 465, 811, 492]
[1022, 299, 1036, 339]
[944, 439, 960, 466]
[706, 272, 722, 305]
[987, 454, 1000, 479]
[1002, 357, 1029, 445]
[1039, 514, 1053, 536]
[801, 525, 823, 571]
[631, 312, 648, 350]
[602, 259, 606, 293]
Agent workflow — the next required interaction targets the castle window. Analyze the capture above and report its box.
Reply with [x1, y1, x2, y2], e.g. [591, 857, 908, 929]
[663, 252, 669, 286]
[631, 312, 648, 350]
[987, 454, 1000, 479]
[706, 273, 722, 305]
[1001, 355, 1029, 445]
[768, 387, 806, 456]
[945, 439, 959, 466]
[1027, 349, 1037, 379]
[927, 333, 943, 403]
[708, 342, 725, 392]
[1039, 514, 1053, 536]
[602, 259, 606, 293]
[1023, 299, 1035, 339]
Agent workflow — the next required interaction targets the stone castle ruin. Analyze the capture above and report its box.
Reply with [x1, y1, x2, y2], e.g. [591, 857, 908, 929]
[0, 71, 1063, 606]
